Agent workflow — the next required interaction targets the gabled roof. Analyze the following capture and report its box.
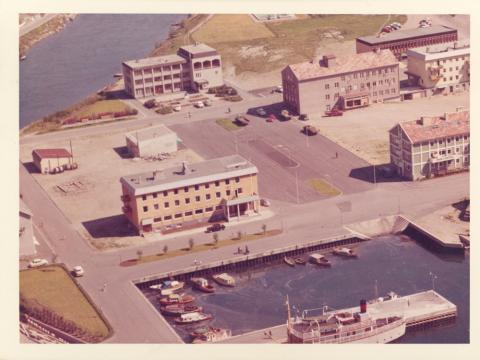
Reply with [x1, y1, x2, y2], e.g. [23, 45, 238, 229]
[32, 148, 72, 159]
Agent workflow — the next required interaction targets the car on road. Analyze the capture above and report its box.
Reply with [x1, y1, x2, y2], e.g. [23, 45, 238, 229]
[206, 223, 226, 233]
[194, 101, 204, 108]
[72, 265, 84, 277]
[235, 115, 250, 126]
[28, 258, 49, 268]
[203, 99, 212, 107]
[172, 104, 182, 112]
[298, 113, 309, 121]
[324, 108, 343, 117]
[267, 114, 277, 122]
[260, 198, 271, 207]
[256, 107, 267, 117]
[302, 125, 318, 136]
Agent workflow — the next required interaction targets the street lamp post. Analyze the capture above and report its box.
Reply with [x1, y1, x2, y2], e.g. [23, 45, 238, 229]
[429, 272, 438, 291]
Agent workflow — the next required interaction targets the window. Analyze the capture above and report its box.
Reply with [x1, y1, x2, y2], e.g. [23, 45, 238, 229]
[174, 213, 182, 219]
[205, 183, 210, 189]
[456, 75, 459, 80]
[143, 206, 148, 212]
[153, 193, 157, 198]
[163, 191, 168, 197]
[194, 185, 199, 191]
[174, 189, 178, 195]
[185, 211, 193, 216]
[195, 209, 203, 214]
[325, 94, 330, 100]
[379, 90, 383, 95]
[164, 202, 169, 208]
[154, 217, 162, 222]
[456, 66, 459, 70]
[184, 186, 189, 192]
[353, 73, 358, 79]
[443, 77, 447, 81]
[448, 149, 451, 154]
[372, 81, 377, 87]
[154, 204, 159, 210]
[195, 196, 201, 202]
[235, 177, 240, 183]
[164, 215, 172, 220]
[237, 188, 243, 194]
[142, 195, 147, 201]
[215, 205, 222, 210]
[391, 88, 396, 93]
[205, 207, 214, 212]
[225, 179, 230, 185]
[215, 181, 220, 187]
[379, 80, 383, 85]
[206, 194, 211, 200]
[185, 198, 190, 204]
[174, 200, 180, 206]
[226, 190, 231, 196]
[340, 76, 345, 81]
[334, 82, 339, 88]
[325, 84, 330, 89]
[216, 192, 221, 198]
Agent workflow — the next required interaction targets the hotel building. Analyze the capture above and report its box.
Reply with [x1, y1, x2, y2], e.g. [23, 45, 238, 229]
[120, 155, 260, 234]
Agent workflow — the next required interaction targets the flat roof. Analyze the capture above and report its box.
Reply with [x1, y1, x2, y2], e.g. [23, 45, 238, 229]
[407, 40, 470, 60]
[32, 148, 72, 159]
[123, 54, 186, 70]
[286, 49, 398, 81]
[357, 25, 457, 46]
[121, 155, 258, 196]
[397, 110, 469, 144]
[125, 125, 176, 145]
[179, 43, 217, 55]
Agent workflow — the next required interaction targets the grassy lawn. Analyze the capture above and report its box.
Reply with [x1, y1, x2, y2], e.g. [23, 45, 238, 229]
[74, 100, 130, 118]
[121, 229, 282, 267]
[20, 265, 110, 342]
[215, 118, 243, 131]
[308, 178, 342, 196]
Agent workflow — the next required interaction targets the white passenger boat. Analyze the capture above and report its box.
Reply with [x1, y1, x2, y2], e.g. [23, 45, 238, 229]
[309, 253, 331, 267]
[150, 280, 185, 295]
[333, 247, 358, 258]
[212, 273, 236, 287]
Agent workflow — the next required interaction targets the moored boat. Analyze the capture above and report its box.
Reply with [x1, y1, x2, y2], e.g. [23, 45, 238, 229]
[284, 256, 295, 267]
[190, 327, 232, 343]
[333, 247, 358, 258]
[294, 257, 306, 265]
[309, 253, 331, 267]
[150, 280, 185, 295]
[191, 277, 215, 293]
[159, 293, 195, 306]
[160, 304, 203, 316]
[212, 273, 235, 287]
[174, 311, 213, 325]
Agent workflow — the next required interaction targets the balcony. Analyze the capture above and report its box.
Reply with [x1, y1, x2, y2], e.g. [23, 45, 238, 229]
[429, 153, 460, 164]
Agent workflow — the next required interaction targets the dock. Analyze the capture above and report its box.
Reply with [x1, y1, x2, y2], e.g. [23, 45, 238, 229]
[218, 290, 457, 343]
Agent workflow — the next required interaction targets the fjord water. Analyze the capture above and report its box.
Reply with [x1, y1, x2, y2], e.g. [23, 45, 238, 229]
[20, 14, 185, 128]
[160, 235, 469, 343]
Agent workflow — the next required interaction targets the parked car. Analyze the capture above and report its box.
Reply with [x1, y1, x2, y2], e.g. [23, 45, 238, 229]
[172, 104, 182, 112]
[390, 23, 401, 30]
[298, 113, 309, 121]
[206, 223, 226, 233]
[144, 99, 157, 109]
[72, 266, 84, 277]
[324, 108, 343, 117]
[203, 99, 212, 107]
[194, 101, 204, 108]
[382, 25, 392, 33]
[28, 258, 49, 268]
[260, 198, 271, 207]
[275, 85, 283, 93]
[280, 109, 292, 120]
[256, 107, 267, 117]
[302, 125, 318, 136]
[267, 114, 277, 122]
[234, 115, 250, 126]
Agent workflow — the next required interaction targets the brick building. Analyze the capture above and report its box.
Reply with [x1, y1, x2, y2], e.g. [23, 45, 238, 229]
[389, 109, 469, 180]
[281, 50, 399, 114]
[120, 155, 260, 234]
[122, 43, 223, 99]
[356, 25, 458, 59]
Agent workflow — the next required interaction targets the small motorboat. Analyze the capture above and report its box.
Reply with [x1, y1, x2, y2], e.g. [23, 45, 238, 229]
[191, 277, 215, 293]
[333, 247, 358, 258]
[190, 327, 232, 343]
[174, 311, 213, 325]
[283, 256, 295, 267]
[294, 257, 306, 265]
[309, 253, 331, 267]
[150, 280, 185, 295]
[159, 293, 195, 306]
[212, 273, 235, 287]
[160, 304, 203, 316]
[20, 55, 27, 61]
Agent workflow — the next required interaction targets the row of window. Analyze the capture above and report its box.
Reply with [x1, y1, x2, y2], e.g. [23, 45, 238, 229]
[411, 135, 470, 148]
[383, 34, 456, 52]
[133, 64, 184, 76]
[151, 205, 223, 223]
[325, 70, 396, 89]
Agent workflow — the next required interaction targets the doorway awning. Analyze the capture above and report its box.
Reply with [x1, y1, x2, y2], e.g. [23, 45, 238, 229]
[141, 218, 154, 225]
[226, 195, 259, 207]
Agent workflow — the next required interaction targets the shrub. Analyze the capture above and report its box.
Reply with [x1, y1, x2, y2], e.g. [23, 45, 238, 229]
[225, 95, 243, 102]
[156, 106, 173, 115]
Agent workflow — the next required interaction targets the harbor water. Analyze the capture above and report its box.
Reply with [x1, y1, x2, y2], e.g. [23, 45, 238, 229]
[142, 235, 469, 343]
[20, 14, 186, 128]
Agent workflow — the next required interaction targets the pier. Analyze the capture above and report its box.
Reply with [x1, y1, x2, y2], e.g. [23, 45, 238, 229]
[218, 290, 457, 343]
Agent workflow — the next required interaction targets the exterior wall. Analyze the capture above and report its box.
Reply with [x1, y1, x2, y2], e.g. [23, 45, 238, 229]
[126, 133, 178, 158]
[33, 153, 73, 174]
[282, 67, 300, 113]
[19, 211, 36, 256]
[122, 174, 259, 233]
[189, 55, 223, 91]
[285, 64, 400, 115]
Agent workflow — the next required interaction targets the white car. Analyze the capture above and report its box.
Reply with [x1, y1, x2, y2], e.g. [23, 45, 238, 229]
[194, 101, 204, 108]
[72, 266, 84, 277]
[260, 198, 271, 207]
[28, 258, 49, 268]
[203, 99, 212, 106]
[275, 85, 283, 93]
[172, 104, 181, 112]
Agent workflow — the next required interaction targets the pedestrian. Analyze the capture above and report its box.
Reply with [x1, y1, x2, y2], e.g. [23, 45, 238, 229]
[237, 246, 241, 254]
[269, 330, 272, 338]
[335, 151, 338, 159]
[227, 107, 231, 113]
[264, 331, 267, 338]
[245, 245, 249, 254]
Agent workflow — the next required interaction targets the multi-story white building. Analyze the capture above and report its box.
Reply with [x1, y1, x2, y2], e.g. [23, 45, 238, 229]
[122, 43, 223, 99]
[389, 109, 469, 180]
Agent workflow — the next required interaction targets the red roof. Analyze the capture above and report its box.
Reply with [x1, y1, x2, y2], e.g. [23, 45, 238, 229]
[33, 148, 72, 159]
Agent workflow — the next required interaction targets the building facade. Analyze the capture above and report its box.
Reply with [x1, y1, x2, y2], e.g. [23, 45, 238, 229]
[389, 109, 469, 180]
[126, 125, 178, 158]
[32, 148, 73, 174]
[356, 25, 458, 59]
[120, 155, 260, 234]
[122, 43, 223, 99]
[406, 40, 470, 93]
[281, 50, 399, 114]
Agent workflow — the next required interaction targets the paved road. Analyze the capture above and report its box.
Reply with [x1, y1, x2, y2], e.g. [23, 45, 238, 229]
[19, 14, 58, 37]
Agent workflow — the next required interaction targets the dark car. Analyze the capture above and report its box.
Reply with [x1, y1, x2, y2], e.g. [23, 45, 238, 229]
[235, 115, 250, 126]
[299, 113, 309, 121]
[324, 108, 343, 117]
[302, 125, 318, 136]
[206, 223, 226, 233]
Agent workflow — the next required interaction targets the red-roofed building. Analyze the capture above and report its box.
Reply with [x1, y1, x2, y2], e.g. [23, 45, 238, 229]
[281, 50, 399, 115]
[32, 148, 73, 174]
[389, 109, 469, 180]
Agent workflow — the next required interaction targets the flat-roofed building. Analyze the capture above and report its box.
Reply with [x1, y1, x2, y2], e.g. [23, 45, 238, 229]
[19, 198, 36, 256]
[406, 40, 470, 93]
[281, 50, 399, 114]
[389, 109, 469, 180]
[356, 25, 458, 59]
[126, 125, 178, 158]
[32, 148, 73, 174]
[120, 155, 259, 234]
[122, 43, 223, 99]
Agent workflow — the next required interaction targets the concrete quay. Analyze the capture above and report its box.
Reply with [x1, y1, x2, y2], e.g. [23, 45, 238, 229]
[219, 290, 457, 344]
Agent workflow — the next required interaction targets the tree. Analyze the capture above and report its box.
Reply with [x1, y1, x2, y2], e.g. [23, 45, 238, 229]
[262, 224, 267, 235]
[213, 233, 219, 245]
[136, 249, 143, 260]
[188, 238, 194, 250]
[163, 244, 168, 254]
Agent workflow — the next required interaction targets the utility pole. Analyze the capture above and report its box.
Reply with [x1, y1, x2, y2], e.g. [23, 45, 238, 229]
[295, 169, 299, 204]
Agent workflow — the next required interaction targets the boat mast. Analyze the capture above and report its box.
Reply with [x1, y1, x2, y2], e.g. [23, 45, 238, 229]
[286, 295, 292, 327]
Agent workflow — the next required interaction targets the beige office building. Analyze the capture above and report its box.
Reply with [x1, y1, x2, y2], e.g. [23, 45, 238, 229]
[120, 155, 260, 234]
[122, 43, 223, 99]
[126, 125, 178, 158]
[406, 40, 470, 94]
[281, 50, 399, 114]
[389, 109, 469, 180]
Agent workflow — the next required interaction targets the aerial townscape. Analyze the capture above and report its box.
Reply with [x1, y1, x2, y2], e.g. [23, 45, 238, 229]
[13, 12, 470, 351]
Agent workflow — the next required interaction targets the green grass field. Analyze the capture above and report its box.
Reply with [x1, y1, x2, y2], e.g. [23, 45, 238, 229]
[75, 100, 130, 117]
[215, 118, 243, 131]
[308, 178, 342, 196]
[20, 265, 110, 341]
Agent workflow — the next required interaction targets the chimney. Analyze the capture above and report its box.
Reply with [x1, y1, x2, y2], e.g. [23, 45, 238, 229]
[321, 54, 336, 67]
[181, 161, 189, 174]
[360, 299, 367, 313]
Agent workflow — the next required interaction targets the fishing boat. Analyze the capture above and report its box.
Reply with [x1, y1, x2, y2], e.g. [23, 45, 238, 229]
[283, 256, 295, 267]
[309, 253, 331, 267]
[190, 327, 232, 343]
[159, 293, 195, 306]
[191, 277, 215, 293]
[333, 247, 358, 258]
[149, 280, 185, 295]
[212, 273, 235, 287]
[160, 304, 203, 316]
[174, 311, 213, 325]
[286, 297, 406, 344]
[20, 55, 27, 61]
[294, 257, 306, 265]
